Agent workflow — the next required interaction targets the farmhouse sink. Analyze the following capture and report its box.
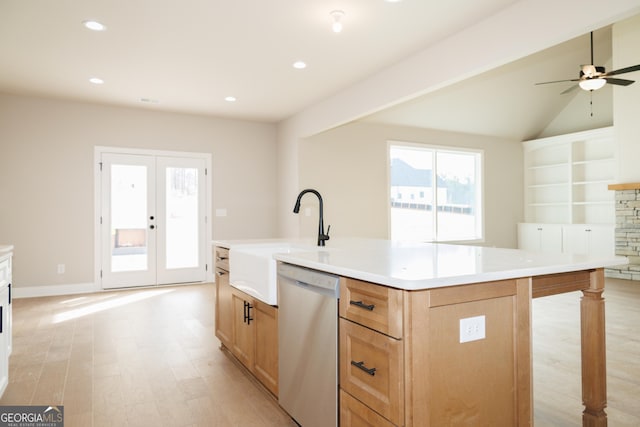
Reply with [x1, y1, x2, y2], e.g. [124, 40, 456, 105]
[229, 242, 318, 305]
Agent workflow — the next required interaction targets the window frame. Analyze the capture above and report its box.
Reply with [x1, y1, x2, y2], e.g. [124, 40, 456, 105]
[387, 140, 485, 243]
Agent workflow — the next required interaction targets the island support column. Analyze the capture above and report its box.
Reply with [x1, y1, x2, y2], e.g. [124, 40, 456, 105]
[580, 268, 607, 427]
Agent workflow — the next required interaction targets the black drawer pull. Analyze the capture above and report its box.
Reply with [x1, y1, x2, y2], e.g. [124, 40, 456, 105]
[351, 360, 376, 376]
[216, 270, 226, 276]
[350, 300, 375, 311]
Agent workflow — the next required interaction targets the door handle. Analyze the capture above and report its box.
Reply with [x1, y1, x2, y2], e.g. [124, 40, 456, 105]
[243, 301, 253, 324]
[149, 225, 155, 230]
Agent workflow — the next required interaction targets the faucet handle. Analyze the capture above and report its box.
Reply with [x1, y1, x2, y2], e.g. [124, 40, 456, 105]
[320, 225, 331, 243]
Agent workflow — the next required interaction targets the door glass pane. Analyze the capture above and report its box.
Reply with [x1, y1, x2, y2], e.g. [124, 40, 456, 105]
[436, 151, 479, 241]
[165, 167, 199, 269]
[390, 146, 435, 242]
[110, 165, 148, 272]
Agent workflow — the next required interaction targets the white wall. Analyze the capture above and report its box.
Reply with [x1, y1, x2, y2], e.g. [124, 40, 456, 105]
[0, 93, 278, 288]
[296, 122, 522, 249]
[613, 14, 640, 183]
[276, 0, 640, 238]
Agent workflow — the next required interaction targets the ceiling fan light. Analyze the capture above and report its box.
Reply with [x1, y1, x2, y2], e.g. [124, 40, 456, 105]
[579, 78, 606, 91]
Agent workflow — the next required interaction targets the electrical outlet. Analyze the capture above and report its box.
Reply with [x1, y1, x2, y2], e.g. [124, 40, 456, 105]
[459, 315, 485, 343]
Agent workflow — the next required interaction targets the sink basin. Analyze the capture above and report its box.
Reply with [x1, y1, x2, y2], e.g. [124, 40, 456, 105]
[229, 242, 317, 305]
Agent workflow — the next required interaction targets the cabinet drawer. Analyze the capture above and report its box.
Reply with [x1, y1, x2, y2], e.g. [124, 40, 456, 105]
[340, 389, 396, 427]
[340, 319, 403, 426]
[340, 278, 403, 338]
[214, 247, 229, 271]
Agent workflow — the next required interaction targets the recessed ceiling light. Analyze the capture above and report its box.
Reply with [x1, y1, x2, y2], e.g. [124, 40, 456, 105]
[83, 20, 106, 31]
[224, 96, 237, 102]
[385, 0, 402, 3]
[89, 77, 104, 85]
[140, 98, 159, 104]
[292, 61, 307, 69]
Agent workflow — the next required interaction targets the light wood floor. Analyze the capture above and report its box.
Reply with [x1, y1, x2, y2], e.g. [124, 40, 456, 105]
[0, 284, 296, 427]
[1, 278, 638, 426]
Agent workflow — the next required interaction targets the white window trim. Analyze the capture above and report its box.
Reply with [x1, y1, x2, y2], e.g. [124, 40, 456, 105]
[387, 140, 485, 244]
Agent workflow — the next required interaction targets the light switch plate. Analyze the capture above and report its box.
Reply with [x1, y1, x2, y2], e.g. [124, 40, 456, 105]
[460, 315, 486, 343]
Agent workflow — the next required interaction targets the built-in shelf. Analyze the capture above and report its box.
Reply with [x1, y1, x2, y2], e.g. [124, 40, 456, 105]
[523, 126, 616, 225]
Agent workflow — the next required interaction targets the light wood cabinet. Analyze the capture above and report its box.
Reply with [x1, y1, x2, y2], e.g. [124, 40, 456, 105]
[213, 246, 278, 396]
[253, 300, 278, 396]
[231, 291, 255, 368]
[215, 268, 233, 349]
[340, 390, 396, 427]
[339, 276, 532, 426]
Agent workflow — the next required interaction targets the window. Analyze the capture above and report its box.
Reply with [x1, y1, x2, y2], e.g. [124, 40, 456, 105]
[389, 143, 483, 242]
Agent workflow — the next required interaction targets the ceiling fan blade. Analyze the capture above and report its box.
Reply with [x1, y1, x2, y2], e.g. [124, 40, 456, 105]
[604, 64, 640, 77]
[604, 77, 635, 86]
[535, 78, 579, 85]
[560, 84, 579, 94]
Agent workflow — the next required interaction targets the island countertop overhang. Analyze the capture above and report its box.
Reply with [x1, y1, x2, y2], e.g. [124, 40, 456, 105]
[213, 238, 628, 291]
[267, 238, 628, 290]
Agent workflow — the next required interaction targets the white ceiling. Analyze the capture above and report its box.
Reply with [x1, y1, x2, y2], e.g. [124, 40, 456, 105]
[362, 27, 617, 141]
[0, 1, 637, 140]
[0, 0, 519, 121]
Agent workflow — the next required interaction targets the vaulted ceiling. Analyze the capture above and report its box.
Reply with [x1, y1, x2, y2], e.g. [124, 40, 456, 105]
[361, 27, 616, 141]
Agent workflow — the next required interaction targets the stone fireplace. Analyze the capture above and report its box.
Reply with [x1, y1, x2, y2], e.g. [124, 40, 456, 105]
[606, 183, 640, 280]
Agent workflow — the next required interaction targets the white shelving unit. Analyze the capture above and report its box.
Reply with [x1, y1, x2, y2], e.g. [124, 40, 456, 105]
[519, 127, 616, 255]
[523, 126, 616, 225]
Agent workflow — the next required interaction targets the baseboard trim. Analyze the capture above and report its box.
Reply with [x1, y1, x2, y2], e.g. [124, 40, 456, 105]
[13, 282, 99, 299]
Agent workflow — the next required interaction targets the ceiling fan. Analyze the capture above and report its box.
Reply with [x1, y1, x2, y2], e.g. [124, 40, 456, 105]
[535, 31, 640, 94]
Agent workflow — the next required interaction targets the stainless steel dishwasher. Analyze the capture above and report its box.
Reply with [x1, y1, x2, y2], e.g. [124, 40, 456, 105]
[277, 262, 340, 427]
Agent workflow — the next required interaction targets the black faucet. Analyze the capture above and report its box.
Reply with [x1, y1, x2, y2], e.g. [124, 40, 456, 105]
[293, 189, 330, 247]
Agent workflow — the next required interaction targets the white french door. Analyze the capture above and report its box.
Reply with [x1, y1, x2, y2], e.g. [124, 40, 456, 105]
[99, 151, 207, 289]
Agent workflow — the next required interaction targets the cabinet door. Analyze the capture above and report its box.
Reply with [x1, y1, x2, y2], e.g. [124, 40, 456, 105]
[0, 286, 8, 397]
[587, 225, 615, 257]
[253, 301, 278, 396]
[231, 291, 254, 368]
[563, 225, 614, 257]
[517, 223, 563, 253]
[215, 268, 233, 349]
[562, 225, 589, 255]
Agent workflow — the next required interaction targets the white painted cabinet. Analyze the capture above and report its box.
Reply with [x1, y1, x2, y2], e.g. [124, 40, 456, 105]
[517, 223, 563, 253]
[0, 249, 12, 398]
[562, 224, 615, 257]
[518, 223, 614, 257]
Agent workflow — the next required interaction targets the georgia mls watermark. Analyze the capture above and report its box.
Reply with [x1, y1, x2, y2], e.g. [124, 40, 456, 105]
[0, 406, 63, 427]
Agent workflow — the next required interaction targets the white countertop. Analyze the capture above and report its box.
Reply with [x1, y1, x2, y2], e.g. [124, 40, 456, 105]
[213, 238, 627, 291]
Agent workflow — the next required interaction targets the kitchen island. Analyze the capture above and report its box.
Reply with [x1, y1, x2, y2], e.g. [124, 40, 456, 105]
[215, 238, 626, 426]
